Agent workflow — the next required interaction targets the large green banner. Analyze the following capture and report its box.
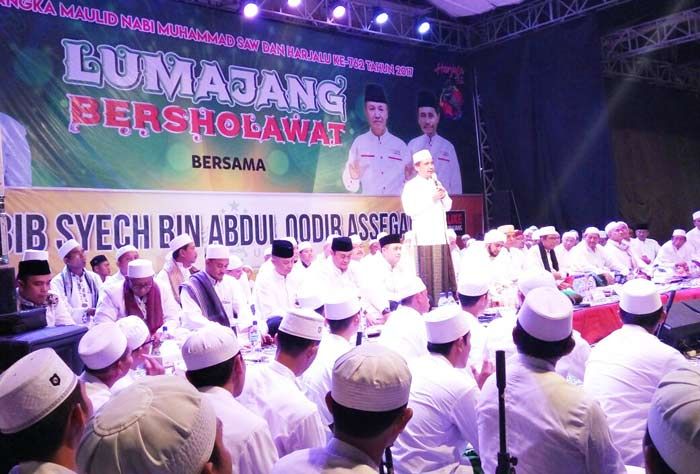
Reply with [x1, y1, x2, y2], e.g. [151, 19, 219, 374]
[0, 0, 474, 195]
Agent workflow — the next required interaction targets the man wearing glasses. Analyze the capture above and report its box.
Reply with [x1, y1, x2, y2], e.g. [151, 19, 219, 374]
[526, 226, 567, 284]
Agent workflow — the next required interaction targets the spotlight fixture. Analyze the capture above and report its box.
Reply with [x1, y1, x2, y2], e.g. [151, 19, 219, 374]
[374, 9, 389, 25]
[242, 1, 259, 18]
[330, 2, 346, 19]
[287, 0, 301, 7]
[417, 19, 431, 35]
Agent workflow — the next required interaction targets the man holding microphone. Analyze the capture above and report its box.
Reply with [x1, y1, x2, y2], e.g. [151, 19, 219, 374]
[401, 149, 455, 304]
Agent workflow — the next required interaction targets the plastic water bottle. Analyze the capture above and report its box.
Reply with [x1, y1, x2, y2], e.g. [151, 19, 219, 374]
[249, 320, 262, 352]
[446, 291, 456, 305]
[161, 325, 170, 340]
[437, 292, 447, 307]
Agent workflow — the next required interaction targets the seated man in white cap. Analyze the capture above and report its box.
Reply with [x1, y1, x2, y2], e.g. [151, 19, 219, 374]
[181, 244, 249, 331]
[0, 349, 93, 474]
[76, 375, 233, 474]
[50, 239, 102, 324]
[103, 244, 138, 288]
[644, 367, 700, 474]
[111, 316, 164, 392]
[456, 272, 492, 378]
[226, 254, 253, 308]
[654, 229, 699, 271]
[688, 210, 700, 252]
[78, 321, 133, 411]
[16, 251, 73, 326]
[526, 226, 568, 282]
[568, 226, 616, 284]
[379, 275, 430, 362]
[349, 234, 365, 261]
[253, 240, 303, 322]
[295, 241, 315, 273]
[238, 308, 327, 457]
[272, 344, 413, 474]
[393, 305, 479, 474]
[499, 225, 526, 277]
[604, 221, 640, 276]
[95, 259, 182, 333]
[183, 326, 278, 473]
[477, 287, 626, 474]
[460, 229, 514, 285]
[155, 233, 198, 304]
[583, 279, 687, 467]
[555, 230, 579, 273]
[303, 291, 362, 426]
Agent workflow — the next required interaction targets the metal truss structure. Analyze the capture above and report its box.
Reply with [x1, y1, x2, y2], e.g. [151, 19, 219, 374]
[472, 72, 496, 230]
[603, 56, 700, 93]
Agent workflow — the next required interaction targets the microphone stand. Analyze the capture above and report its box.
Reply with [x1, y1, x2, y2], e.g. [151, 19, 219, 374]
[495, 350, 517, 474]
[380, 446, 394, 474]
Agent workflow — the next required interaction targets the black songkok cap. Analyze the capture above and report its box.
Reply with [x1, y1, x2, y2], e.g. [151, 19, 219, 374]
[331, 237, 353, 252]
[417, 90, 438, 110]
[18, 260, 51, 279]
[379, 234, 402, 248]
[90, 254, 108, 268]
[271, 240, 295, 258]
[635, 223, 649, 230]
[364, 84, 387, 104]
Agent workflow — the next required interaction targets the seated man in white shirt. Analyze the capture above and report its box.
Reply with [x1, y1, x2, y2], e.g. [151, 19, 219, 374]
[394, 305, 479, 474]
[272, 344, 413, 474]
[456, 272, 492, 379]
[112, 316, 164, 392]
[238, 309, 327, 457]
[460, 230, 514, 285]
[50, 239, 102, 324]
[95, 259, 182, 333]
[180, 244, 249, 331]
[568, 226, 616, 284]
[253, 240, 302, 322]
[303, 292, 361, 427]
[89, 254, 111, 283]
[103, 245, 138, 288]
[555, 230, 579, 273]
[379, 275, 430, 362]
[687, 210, 700, 252]
[654, 229, 699, 272]
[182, 326, 278, 473]
[16, 251, 73, 327]
[526, 226, 567, 284]
[362, 233, 412, 320]
[604, 221, 640, 276]
[584, 279, 688, 467]
[77, 322, 133, 411]
[156, 233, 198, 305]
[294, 241, 315, 274]
[0, 349, 93, 474]
[630, 223, 660, 266]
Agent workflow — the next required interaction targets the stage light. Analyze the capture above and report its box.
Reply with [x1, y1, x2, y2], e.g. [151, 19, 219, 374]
[374, 9, 389, 25]
[287, 0, 301, 7]
[331, 2, 346, 19]
[417, 19, 431, 34]
[242, 1, 259, 18]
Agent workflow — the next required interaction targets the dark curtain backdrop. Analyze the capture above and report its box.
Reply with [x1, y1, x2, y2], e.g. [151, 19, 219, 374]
[462, 17, 617, 231]
[605, 79, 700, 240]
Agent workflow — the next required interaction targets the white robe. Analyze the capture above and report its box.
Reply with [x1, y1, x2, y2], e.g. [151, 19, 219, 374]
[253, 266, 302, 320]
[654, 240, 697, 268]
[568, 242, 616, 274]
[50, 269, 102, 324]
[401, 174, 452, 246]
[180, 273, 251, 330]
[272, 438, 380, 474]
[79, 372, 112, 413]
[378, 305, 428, 362]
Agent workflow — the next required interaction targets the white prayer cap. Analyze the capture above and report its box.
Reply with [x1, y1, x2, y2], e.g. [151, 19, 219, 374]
[604, 221, 618, 234]
[127, 259, 154, 279]
[517, 270, 557, 296]
[279, 308, 324, 341]
[598, 230, 607, 239]
[618, 278, 662, 315]
[115, 244, 138, 261]
[350, 234, 362, 246]
[461, 234, 471, 242]
[648, 367, 700, 474]
[693, 210, 700, 220]
[58, 239, 80, 259]
[168, 233, 194, 252]
[283, 236, 298, 247]
[497, 224, 515, 234]
[325, 234, 341, 246]
[22, 249, 49, 261]
[116, 316, 150, 352]
[424, 305, 471, 344]
[583, 226, 600, 236]
[182, 326, 240, 371]
[76, 375, 217, 474]
[484, 229, 506, 244]
[299, 241, 312, 251]
[412, 149, 431, 164]
[296, 289, 324, 310]
[227, 255, 243, 270]
[0, 348, 78, 434]
[324, 292, 361, 321]
[205, 244, 228, 260]
[517, 287, 573, 342]
[524, 226, 538, 236]
[263, 246, 272, 257]
[562, 230, 578, 240]
[537, 226, 558, 237]
[396, 275, 427, 301]
[79, 322, 128, 370]
[332, 344, 411, 412]
[458, 272, 490, 297]
[673, 229, 687, 238]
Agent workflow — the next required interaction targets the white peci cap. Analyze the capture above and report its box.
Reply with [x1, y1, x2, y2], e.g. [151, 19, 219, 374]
[76, 376, 217, 474]
[349, 235, 362, 246]
[227, 255, 243, 270]
[562, 230, 578, 240]
[484, 230, 506, 244]
[517, 287, 573, 342]
[299, 241, 312, 251]
[79, 322, 128, 370]
[116, 316, 150, 352]
[395, 275, 427, 301]
[115, 245, 138, 261]
[127, 259, 154, 279]
[296, 289, 324, 311]
[324, 292, 361, 321]
[0, 348, 78, 434]
[517, 270, 557, 296]
[424, 305, 471, 344]
[618, 278, 662, 315]
[537, 226, 558, 237]
[205, 244, 228, 260]
[693, 210, 700, 220]
[279, 308, 324, 341]
[458, 272, 490, 297]
[673, 229, 687, 238]
[182, 326, 240, 371]
[497, 225, 515, 234]
[331, 344, 411, 412]
[412, 149, 431, 164]
[599, 230, 607, 238]
[168, 233, 194, 252]
[583, 226, 600, 237]
[58, 239, 81, 259]
[22, 249, 49, 261]
[604, 221, 619, 234]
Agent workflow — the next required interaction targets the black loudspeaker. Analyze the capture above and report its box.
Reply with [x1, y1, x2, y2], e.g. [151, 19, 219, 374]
[659, 299, 700, 352]
[0, 325, 88, 373]
[0, 266, 16, 314]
